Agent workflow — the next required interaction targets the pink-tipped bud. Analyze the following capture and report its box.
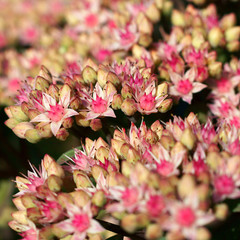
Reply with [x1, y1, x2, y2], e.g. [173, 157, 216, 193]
[215, 203, 228, 220]
[75, 112, 90, 127]
[158, 99, 173, 113]
[121, 214, 138, 233]
[196, 227, 211, 240]
[171, 10, 185, 27]
[92, 190, 107, 207]
[112, 94, 123, 110]
[12, 122, 34, 138]
[48, 84, 59, 101]
[96, 146, 109, 163]
[55, 128, 69, 141]
[5, 118, 20, 129]
[9, 105, 29, 122]
[83, 66, 97, 84]
[47, 175, 63, 192]
[121, 98, 137, 116]
[12, 210, 28, 225]
[97, 65, 108, 88]
[43, 154, 65, 178]
[178, 175, 196, 198]
[139, 33, 152, 47]
[27, 207, 41, 223]
[70, 190, 90, 207]
[180, 128, 196, 150]
[221, 13, 236, 30]
[36, 122, 52, 138]
[225, 26, 240, 42]
[74, 171, 92, 188]
[145, 224, 163, 239]
[157, 82, 169, 96]
[91, 165, 108, 182]
[25, 129, 41, 143]
[151, 120, 163, 139]
[107, 71, 120, 86]
[208, 27, 223, 47]
[39, 65, 52, 82]
[35, 76, 50, 91]
[137, 13, 153, 35]
[90, 119, 102, 131]
[146, 3, 161, 23]
[121, 84, 133, 99]
[227, 40, 240, 52]
[208, 61, 222, 77]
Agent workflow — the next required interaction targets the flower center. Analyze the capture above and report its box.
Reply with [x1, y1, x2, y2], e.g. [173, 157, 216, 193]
[85, 13, 98, 28]
[120, 30, 135, 46]
[48, 104, 65, 122]
[219, 102, 231, 116]
[72, 213, 90, 232]
[139, 93, 155, 111]
[177, 79, 193, 95]
[157, 160, 174, 176]
[176, 207, 196, 227]
[216, 78, 231, 93]
[147, 195, 165, 217]
[214, 175, 235, 196]
[92, 96, 107, 113]
[122, 187, 139, 207]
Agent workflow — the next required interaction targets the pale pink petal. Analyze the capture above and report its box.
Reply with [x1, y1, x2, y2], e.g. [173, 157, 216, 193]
[103, 108, 116, 118]
[184, 68, 196, 82]
[106, 203, 125, 212]
[72, 232, 86, 240]
[196, 214, 215, 226]
[64, 109, 79, 119]
[88, 219, 105, 234]
[31, 113, 50, 123]
[42, 93, 56, 110]
[50, 121, 63, 136]
[57, 219, 74, 233]
[60, 88, 71, 108]
[182, 94, 193, 104]
[169, 86, 180, 96]
[86, 112, 100, 120]
[192, 82, 207, 93]
[169, 71, 181, 84]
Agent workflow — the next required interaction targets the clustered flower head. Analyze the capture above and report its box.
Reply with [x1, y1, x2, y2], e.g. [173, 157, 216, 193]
[9, 113, 240, 240]
[2, 0, 240, 239]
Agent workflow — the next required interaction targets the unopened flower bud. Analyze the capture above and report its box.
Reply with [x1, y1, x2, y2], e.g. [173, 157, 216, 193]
[59, 84, 71, 101]
[92, 190, 107, 207]
[178, 175, 196, 198]
[121, 84, 133, 99]
[206, 152, 221, 170]
[137, 13, 153, 35]
[70, 190, 90, 207]
[12, 211, 28, 225]
[47, 175, 63, 192]
[39, 65, 52, 82]
[146, 3, 161, 23]
[13, 197, 25, 210]
[95, 137, 109, 149]
[112, 94, 123, 110]
[226, 40, 239, 52]
[83, 66, 97, 84]
[145, 129, 158, 144]
[221, 13, 236, 30]
[96, 146, 109, 163]
[75, 112, 90, 127]
[36, 122, 52, 138]
[215, 203, 228, 220]
[56, 128, 69, 141]
[9, 105, 29, 122]
[89, 119, 102, 131]
[160, 135, 175, 151]
[43, 154, 65, 178]
[5, 118, 20, 129]
[97, 65, 108, 88]
[48, 84, 59, 101]
[62, 117, 74, 129]
[158, 99, 173, 113]
[121, 214, 138, 233]
[57, 193, 73, 208]
[39, 226, 54, 240]
[138, 34, 152, 47]
[28, 109, 41, 120]
[208, 61, 222, 77]
[122, 161, 134, 177]
[74, 171, 92, 188]
[171, 10, 185, 27]
[21, 194, 37, 209]
[151, 120, 163, 139]
[92, 165, 108, 182]
[27, 207, 41, 222]
[208, 27, 223, 47]
[25, 129, 41, 143]
[225, 26, 240, 42]
[145, 224, 163, 239]
[52, 224, 69, 239]
[135, 163, 150, 183]
[121, 98, 137, 116]
[107, 71, 120, 86]
[12, 122, 34, 138]
[196, 227, 211, 240]
[180, 128, 196, 150]
[157, 82, 169, 96]
[35, 76, 50, 91]
[162, 1, 173, 16]
[69, 97, 81, 110]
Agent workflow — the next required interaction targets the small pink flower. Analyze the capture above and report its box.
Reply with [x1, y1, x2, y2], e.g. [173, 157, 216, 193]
[169, 68, 207, 104]
[82, 83, 116, 120]
[146, 195, 165, 218]
[31, 90, 78, 136]
[57, 203, 104, 240]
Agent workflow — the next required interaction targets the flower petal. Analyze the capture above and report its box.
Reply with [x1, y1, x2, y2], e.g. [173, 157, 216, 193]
[192, 82, 207, 93]
[50, 121, 63, 136]
[88, 219, 105, 234]
[103, 108, 116, 118]
[184, 68, 196, 82]
[31, 113, 50, 123]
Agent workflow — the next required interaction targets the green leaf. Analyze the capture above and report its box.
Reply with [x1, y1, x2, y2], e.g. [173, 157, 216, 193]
[57, 146, 82, 164]
[106, 235, 123, 240]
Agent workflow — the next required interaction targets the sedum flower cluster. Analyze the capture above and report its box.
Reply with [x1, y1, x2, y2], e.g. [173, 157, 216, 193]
[2, 0, 240, 239]
[9, 113, 240, 240]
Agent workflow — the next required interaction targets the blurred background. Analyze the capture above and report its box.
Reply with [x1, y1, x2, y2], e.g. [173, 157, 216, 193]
[0, 0, 240, 239]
